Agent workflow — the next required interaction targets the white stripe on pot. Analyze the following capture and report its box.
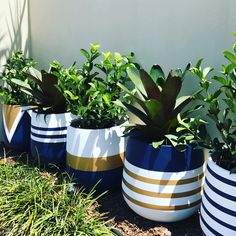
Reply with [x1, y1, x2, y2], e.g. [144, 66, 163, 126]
[123, 170, 203, 193]
[208, 160, 236, 182]
[31, 127, 67, 136]
[123, 194, 200, 222]
[203, 180, 235, 210]
[201, 204, 235, 236]
[67, 125, 125, 158]
[204, 168, 236, 196]
[122, 182, 202, 206]
[31, 135, 66, 143]
[202, 192, 236, 224]
[124, 159, 205, 180]
[31, 112, 76, 128]
[200, 218, 216, 236]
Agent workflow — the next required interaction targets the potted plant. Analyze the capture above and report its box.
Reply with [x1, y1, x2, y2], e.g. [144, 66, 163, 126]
[191, 42, 236, 235]
[0, 51, 35, 151]
[66, 44, 134, 192]
[13, 66, 76, 168]
[118, 64, 206, 222]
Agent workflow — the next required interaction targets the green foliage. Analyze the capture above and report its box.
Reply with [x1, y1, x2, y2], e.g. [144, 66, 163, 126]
[0, 160, 112, 235]
[190, 39, 236, 173]
[12, 67, 66, 114]
[0, 51, 36, 105]
[56, 44, 134, 128]
[119, 64, 205, 150]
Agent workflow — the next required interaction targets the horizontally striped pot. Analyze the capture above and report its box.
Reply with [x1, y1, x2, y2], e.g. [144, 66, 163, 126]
[66, 125, 125, 192]
[31, 111, 76, 168]
[122, 137, 205, 222]
[2, 104, 31, 151]
[200, 158, 236, 236]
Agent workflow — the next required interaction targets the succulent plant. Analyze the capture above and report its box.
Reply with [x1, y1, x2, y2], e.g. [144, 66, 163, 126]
[118, 64, 206, 150]
[12, 67, 66, 114]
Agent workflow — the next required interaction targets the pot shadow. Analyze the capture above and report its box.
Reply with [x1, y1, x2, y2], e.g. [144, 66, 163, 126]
[98, 190, 204, 236]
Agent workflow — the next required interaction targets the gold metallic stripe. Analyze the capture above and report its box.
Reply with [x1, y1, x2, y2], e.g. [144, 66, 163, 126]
[123, 191, 202, 211]
[123, 178, 203, 198]
[67, 152, 125, 172]
[3, 104, 21, 132]
[124, 166, 204, 186]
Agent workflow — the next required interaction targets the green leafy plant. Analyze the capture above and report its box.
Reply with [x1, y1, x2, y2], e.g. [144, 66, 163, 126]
[12, 67, 66, 114]
[190, 37, 236, 173]
[58, 44, 134, 128]
[0, 51, 36, 105]
[118, 64, 206, 150]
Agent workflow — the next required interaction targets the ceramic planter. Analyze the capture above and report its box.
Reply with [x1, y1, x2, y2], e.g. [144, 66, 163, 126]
[122, 137, 205, 222]
[2, 104, 31, 151]
[31, 111, 76, 168]
[66, 125, 126, 192]
[200, 158, 236, 236]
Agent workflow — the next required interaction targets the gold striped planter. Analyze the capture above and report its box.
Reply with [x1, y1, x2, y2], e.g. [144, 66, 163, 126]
[122, 137, 205, 222]
[2, 104, 31, 150]
[66, 124, 126, 191]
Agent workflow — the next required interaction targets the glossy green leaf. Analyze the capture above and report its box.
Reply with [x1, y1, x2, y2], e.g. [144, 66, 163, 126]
[150, 64, 165, 82]
[140, 69, 161, 100]
[80, 49, 90, 60]
[224, 51, 236, 65]
[127, 66, 147, 97]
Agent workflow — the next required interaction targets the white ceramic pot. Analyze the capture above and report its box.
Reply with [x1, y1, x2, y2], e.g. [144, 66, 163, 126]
[200, 157, 236, 236]
[123, 137, 205, 222]
[66, 124, 126, 191]
[31, 111, 76, 168]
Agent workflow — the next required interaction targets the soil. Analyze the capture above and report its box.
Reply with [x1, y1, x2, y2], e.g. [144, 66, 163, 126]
[98, 191, 204, 236]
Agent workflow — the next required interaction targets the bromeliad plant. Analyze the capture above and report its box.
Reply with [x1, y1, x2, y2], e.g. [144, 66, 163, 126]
[190, 41, 236, 173]
[0, 51, 36, 105]
[118, 64, 206, 150]
[12, 66, 66, 114]
[60, 44, 134, 129]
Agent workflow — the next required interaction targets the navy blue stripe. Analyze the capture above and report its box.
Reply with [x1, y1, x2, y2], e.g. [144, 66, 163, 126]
[31, 124, 67, 131]
[205, 178, 236, 202]
[200, 214, 223, 236]
[203, 190, 236, 217]
[207, 164, 236, 187]
[126, 137, 204, 172]
[31, 132, 67, 139]
[202, 202, 236, 231]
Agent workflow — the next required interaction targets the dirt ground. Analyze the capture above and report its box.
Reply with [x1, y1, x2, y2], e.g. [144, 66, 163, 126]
[98, 191, 204, 236]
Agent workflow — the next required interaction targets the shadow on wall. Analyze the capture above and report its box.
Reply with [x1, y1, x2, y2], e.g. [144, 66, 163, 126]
[0, 0, 30, 138]
[0, 0, 30, 69]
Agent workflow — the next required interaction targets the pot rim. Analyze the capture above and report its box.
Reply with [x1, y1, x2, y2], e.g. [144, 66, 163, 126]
[208, 157, 236, 178]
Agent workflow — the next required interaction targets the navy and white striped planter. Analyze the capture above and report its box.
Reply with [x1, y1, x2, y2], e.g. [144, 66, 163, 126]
[2, 104, 31, 151]
[200, 158, 236, 236]
[31, 111, 76, 168]
[122, 137, 205, 222]
[66, 125, 126, 192]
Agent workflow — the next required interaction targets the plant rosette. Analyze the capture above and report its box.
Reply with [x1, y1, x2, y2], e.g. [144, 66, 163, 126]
[2, 104, 32, 151]
[31, 111, 77, 169]
[200, 157, 236, 236]
[119, 64, 207, 221]
[123, 137, 205, 222]
[66, 123, 126, 192]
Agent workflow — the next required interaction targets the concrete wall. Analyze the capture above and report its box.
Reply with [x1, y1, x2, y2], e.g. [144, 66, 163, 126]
[0, 0, 30, 70]
[0, 0, 30, 135]
[29, 0, 236, 75]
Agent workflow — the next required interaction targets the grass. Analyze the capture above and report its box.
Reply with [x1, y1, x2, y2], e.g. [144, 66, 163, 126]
[0, 155, 113, 236]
